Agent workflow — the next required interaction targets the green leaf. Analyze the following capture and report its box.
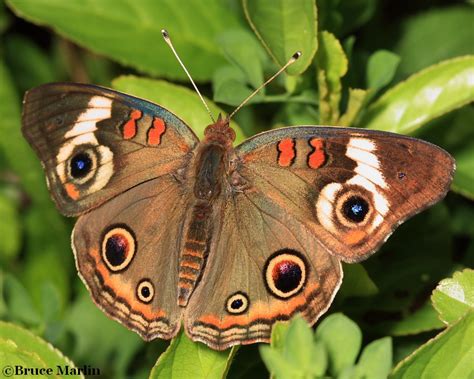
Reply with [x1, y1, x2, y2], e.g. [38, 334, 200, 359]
[40, 282, 62, 341]
[414, 103, 474, 199]
[0, 339, 49, 376]
[82, 52, 116, 87]
[20, 244, 71, 314]
[366, 50, 400, 92]
[284, 317, 313, 370]
[6, 0, 242, 81]
[150, 330, 234, 379]
[315, 313, 362, 376]
[316, 31, 348, 124]
[3, 274, 41, 326]
[270, 321, 290, 351]
[338, 88, 368, 126]
[465, 242, 474, 270]
[225, 345, 267, 379]
[363, 204, 452, 313]
[0, 58, 35, 200]
[318, 0, 376, 37]
[378, 303, 444, 336]
[0, 272, 7, 318]
[311, 341, 328, 377]
[361, 56, 474, 133]
[275, 102, 318, 127]
[432, 269, 474, 325]
[112, 75, 245, 143]
[395, 6, 474, 79]
[213, 65, 261, 107]
[339, 263, 378, 299]
[0, 58, 71, 292]
[391, 311, 474, 379]
[336, 0, 377, 35]
[417, 106, 474, 200]
[243, 0, 317, 75]
[0, 0, 11, 34]
[5, 34, 57, 92]
[65, 290, 143, 377]
[450, 190, 474, 236]
[262, 317, 328, 378]
[218, 29, 266, 90]
[0, 321, 83, 378]
[0, 193, 21, 262]
[354, 337, 392, 379]
[452, 140, 474, 200]
[260, 346, 301, 379]
[317, 0, 342, 34]
[317, 31, 348, 91]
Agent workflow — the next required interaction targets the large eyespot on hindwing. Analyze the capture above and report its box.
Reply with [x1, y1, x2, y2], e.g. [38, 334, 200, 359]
[264, 250, 308, 299]
[137, 279, 155, 303]
[101, 224, 137, 272]
[225, 292, 250, 315]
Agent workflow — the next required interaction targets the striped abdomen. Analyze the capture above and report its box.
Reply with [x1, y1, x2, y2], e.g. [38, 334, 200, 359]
[178, 203, 212, 306]
[178, 143, 226, 306]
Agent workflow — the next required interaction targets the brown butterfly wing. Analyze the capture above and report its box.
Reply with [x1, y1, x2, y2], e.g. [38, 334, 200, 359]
[73, 176, 191, 340]
[235, 126, 455, 263]
[22, 83, 198, 216]
[184, 194, 342, 350]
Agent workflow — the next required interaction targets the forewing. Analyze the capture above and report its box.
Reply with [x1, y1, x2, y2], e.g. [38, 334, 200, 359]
[235, 126, 455, 263]
[22, 83, 198, 216]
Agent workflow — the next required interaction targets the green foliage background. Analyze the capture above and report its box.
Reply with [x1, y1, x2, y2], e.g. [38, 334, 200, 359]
[0, 0, 473, 378]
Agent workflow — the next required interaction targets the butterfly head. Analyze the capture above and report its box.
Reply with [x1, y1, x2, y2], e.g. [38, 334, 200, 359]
[203, 113, 235, 146]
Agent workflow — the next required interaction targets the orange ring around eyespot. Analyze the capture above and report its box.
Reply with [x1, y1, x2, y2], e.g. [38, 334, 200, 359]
[264, 251, 307, 299]
[101, 225, 136, 272]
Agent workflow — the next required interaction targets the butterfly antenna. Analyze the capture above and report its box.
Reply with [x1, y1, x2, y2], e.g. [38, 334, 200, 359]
[161, 29, 216, 123]
[229, 51, 301, 120]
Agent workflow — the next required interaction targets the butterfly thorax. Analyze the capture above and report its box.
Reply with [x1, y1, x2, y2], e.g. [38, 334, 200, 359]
[193, 144, 226, 200]
[194, 116, 236, 200]
[177, 116, 235, 306]
[202, 115, 235, 147]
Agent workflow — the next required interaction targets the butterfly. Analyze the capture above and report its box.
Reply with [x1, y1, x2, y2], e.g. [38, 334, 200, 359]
[22, 82, 455, 350]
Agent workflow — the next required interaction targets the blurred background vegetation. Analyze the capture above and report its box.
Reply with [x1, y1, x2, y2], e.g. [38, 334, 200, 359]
[0, 0, 473, 378]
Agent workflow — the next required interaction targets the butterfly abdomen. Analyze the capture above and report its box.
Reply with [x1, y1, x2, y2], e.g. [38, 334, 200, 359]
[177, 141, 229, 306]
[178, 202, 212, 306]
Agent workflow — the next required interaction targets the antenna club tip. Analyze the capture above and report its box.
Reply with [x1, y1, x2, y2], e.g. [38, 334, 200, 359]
[161, 29, 169, 39]
[292, 51, 302, 60]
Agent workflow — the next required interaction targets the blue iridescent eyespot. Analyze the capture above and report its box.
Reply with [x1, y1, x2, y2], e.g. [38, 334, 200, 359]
[342, 196, 369, 223]
[70, 152, 92, 178]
